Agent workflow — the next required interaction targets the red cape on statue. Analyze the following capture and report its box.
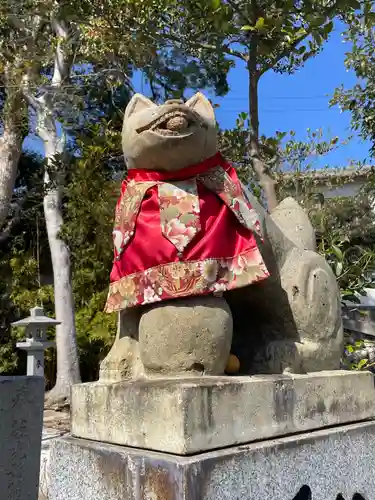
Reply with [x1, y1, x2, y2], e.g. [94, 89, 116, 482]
[105, 152, 269, 313]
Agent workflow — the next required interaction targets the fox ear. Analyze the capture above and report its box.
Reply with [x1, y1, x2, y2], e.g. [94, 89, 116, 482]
[124, 93, 156, 121]
[186, 92, 215, 123]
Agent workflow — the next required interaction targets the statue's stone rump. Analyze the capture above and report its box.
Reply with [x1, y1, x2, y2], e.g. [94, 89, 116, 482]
[279, 247, 343, 370]
[231, 188, 343, 375]
[139, 296, 233, 376]
[269, 196, 316, 252]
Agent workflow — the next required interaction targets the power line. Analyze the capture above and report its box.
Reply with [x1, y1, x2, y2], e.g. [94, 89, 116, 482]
[0, 73, 340, 113]
[216, 107, 339, 113]
[0, 82, 334, 100]
[0, 84, 337, 107]
[217, 95, 333, 101]
[9, 86, 343, 116]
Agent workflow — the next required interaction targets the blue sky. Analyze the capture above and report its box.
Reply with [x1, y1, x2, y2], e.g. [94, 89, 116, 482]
[206, 24, 372, 169]
[212, 25, 372, 168]
[25, 23, 372, 169]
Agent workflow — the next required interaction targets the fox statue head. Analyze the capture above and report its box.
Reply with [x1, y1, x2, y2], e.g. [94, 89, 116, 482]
[122, 92, 218, 171]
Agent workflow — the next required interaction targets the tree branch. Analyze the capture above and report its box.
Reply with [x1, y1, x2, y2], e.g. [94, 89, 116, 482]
[32, 17, 76, 148]
[19, 15, 45, 108]
[222, 43, 247, 60]
[260, 3, 340, 75]
[7, 14, 30, 33]
[21, 73, 41, 109]
[260, 30, 311, 75]
[248, 35, 277, 211]
[162, 30, 247, 60]
[51, 18, 75, 88]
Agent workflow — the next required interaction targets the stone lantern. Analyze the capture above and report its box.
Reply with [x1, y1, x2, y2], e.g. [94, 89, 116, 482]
[12, 306, 60, 377]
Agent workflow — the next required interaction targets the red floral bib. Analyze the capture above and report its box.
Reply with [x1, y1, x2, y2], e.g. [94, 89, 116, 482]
[105, 152, 269, 313]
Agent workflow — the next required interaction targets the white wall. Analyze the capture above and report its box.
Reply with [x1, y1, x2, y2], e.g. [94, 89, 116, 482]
[316, 179, 363, 199]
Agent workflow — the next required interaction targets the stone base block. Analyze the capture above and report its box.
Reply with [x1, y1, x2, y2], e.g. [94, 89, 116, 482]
[0, 376, 44, 500]
[71, 370, 375, 455]
[49, 421, 375, 500]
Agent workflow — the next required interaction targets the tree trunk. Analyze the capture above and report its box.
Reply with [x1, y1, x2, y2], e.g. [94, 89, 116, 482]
[23, 17, 82, 407]
[0, 81, 25, 230]
[44, 185, 81, 405]
[0, 131, 22, 229]
[247, 42, 278, 212]
[42, 132, 81, 407]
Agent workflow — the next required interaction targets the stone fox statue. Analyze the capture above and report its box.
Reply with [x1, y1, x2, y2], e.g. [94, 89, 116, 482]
[100, 92, 343, 382]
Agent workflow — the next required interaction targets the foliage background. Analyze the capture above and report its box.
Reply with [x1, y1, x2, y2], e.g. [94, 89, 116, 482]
[1, 0, 375, 382]
[2, 122, 374, 383]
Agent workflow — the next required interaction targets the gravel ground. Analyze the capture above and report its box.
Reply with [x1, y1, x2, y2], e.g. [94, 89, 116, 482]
[43, 409, 70, 433]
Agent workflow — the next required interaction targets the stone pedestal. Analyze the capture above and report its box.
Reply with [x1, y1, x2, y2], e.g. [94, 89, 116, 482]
[48, 420, 375, 500]
[0, 376, 44, 500]
[71, 370, 375, 455]
[45, 371, 375, 499]
[17, 339, 55, 377]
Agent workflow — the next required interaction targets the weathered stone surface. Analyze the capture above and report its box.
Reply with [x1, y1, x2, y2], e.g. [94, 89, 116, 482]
[71, 370, 375, 455]
[269, 196, 316, 252]
[49, 420, 375, 500]
[270, 246, 344, 373]
[99, 308, 143, 383]
[39, 428, 67, 500]
[39, 410, 70, 499]
[0, 376, 44, 500]
[99, 337, 144, 383]
[139, 295, 233, 376]
[122, 93, 217, 172]
[229, 186, 344, 375]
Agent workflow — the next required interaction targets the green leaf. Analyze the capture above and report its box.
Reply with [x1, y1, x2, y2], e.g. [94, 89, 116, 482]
[335, 261, 343, 277]
[331, 244, 343, 261]
[323, 21, 334, 36]
[309, 15, 326, 28]
[241, 25, 254, 31]
[255, 17, 265, 30]
[357, 358, 368, 370]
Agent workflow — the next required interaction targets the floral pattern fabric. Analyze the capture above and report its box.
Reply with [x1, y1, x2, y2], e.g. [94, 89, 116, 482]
[158, 179, 201, 253]
[105, 248, 269, 313]
[198, 166, 262, 239]
[112, 166, 262, 259]
[106, 157, 269, 312]
[113, 179, 157, 257]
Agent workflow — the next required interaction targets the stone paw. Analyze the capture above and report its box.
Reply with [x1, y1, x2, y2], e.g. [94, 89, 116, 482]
[99, 337, 144, 383]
